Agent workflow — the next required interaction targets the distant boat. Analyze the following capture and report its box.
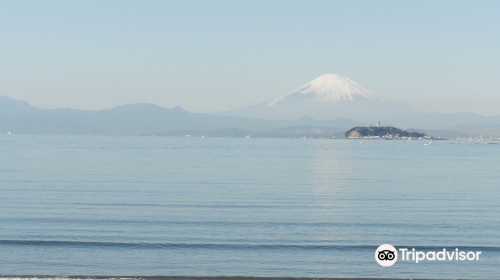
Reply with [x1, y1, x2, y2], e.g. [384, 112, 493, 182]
[8, 132, 11, 134]
[424, 142, 432, 145]
[245, 135, 250, 138]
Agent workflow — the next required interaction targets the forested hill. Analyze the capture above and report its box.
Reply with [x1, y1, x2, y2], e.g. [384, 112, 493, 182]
[345, 126, 426, 138]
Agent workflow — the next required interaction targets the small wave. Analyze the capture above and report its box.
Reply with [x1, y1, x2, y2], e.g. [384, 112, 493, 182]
[0, 277, 422, 280]
[0, 277, 397, 280]
[1, 240, 499, 252]
[0, 240, 373, 250]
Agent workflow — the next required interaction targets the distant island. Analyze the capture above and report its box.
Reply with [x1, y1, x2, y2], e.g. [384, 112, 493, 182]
[345, 126, 431, 140]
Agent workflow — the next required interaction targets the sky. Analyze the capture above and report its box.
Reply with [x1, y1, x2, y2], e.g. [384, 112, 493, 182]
[1, 0, 499, 115]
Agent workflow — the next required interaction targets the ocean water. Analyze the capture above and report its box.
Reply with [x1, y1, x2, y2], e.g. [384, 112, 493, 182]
[1, 134, 499, 279]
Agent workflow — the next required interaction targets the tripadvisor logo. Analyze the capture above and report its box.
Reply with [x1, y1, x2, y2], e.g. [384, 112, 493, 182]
[375, 244, 398, 266]
[375, 244, 482, 267]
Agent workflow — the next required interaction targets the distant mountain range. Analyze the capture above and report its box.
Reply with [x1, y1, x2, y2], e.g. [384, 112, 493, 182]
[217, 74, 422, 121]
[2, 74, 500, 138]
[216, 74, 500, 138]
[0, 96, 360, 137]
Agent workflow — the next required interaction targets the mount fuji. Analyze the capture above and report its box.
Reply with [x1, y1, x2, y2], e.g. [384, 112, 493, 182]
[219, 74, 422, 121]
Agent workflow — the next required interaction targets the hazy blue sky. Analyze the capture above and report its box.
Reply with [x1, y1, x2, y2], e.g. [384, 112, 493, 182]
[1, 0, 499, 115]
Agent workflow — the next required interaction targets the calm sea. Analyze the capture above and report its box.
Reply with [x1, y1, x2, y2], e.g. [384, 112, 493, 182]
[1, 135, 499, 279]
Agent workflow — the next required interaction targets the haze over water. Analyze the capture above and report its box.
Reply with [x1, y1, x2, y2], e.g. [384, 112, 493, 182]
[1, 135, 499, 278]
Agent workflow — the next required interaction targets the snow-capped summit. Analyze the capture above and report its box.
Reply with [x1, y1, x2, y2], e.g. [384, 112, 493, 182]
[218, 74, 422, 121]
[266, 74, 385, 106]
